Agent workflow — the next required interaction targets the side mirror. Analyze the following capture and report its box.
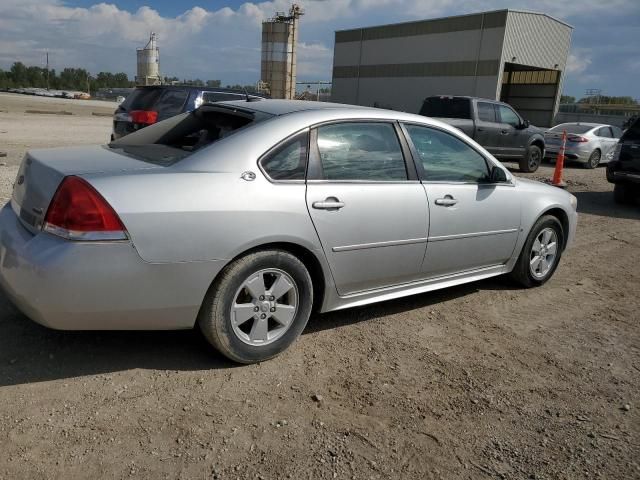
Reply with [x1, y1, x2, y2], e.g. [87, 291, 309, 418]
[519, 119, 530, 129]
[489, 166, 508, 183]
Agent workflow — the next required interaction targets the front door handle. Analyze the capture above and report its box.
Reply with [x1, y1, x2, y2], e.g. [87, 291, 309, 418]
[435, 196, 458, 207]
[501, 130, 509, 135]
[312, 197, 345, 210]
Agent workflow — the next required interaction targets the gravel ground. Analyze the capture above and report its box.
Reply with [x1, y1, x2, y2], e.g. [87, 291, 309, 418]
[0, 94, 638, 480]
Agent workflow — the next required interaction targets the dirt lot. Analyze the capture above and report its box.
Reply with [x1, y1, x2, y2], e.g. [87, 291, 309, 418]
[0, 93, 638, 480]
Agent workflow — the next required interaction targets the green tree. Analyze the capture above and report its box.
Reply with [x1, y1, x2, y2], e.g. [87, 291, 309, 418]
[560, 95, 575, 104]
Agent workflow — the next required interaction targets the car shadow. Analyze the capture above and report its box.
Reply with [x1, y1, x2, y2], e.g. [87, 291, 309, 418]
[574, 190, 640, 220]
[0, 276, 518, 387]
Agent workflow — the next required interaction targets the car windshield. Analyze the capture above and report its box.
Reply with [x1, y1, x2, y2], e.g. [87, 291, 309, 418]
[108, 105, 274, 163]
[549, 124, 593, 134]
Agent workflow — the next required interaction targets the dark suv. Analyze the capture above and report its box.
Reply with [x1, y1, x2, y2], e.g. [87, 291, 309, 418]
[607, 117, 640, 204]
[111, 86, 266, 140]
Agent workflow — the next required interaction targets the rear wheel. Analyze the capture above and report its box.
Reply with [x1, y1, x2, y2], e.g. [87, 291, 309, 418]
[510, 215, 563, 288]
[584, 149, 601, 169]
[520, 144, 542, 173]
[199, 250, 313, 364]
[613, 183, 635, 205]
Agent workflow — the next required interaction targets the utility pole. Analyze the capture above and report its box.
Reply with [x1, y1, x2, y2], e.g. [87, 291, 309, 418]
[46, 51, 49, 91]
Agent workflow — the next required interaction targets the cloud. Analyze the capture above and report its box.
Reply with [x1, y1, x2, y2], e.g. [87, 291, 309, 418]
[0, 0, 638, 96]
[566, 50, 592, 75]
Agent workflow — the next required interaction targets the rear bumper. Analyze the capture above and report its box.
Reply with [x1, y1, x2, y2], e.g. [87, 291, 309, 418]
[544, 146, 592, 162]
[0, 203, 224, 330]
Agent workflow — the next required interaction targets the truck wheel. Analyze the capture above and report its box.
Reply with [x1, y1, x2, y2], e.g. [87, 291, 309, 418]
[520, 145, 542, 173]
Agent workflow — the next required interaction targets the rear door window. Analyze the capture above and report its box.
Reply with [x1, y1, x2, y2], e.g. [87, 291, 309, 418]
[477, 102, 497, 122]
[420, 97, 471, 119]
[315, 123, 407, 181]
[611, 126, 623, 138]
[596, 127, 613, 138]
[154, 90, 189, 118]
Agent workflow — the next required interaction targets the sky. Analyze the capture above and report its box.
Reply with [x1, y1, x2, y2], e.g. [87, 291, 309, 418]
[0, 0, 638, 98]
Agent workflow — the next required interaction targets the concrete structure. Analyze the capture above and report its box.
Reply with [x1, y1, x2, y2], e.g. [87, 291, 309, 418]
[331, 10, 572, 127]
[261, 4, 303, 99]
[136, 33, 162, 86]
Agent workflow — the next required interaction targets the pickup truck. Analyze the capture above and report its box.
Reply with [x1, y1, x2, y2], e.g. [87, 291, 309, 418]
[419, 96, 546, 172]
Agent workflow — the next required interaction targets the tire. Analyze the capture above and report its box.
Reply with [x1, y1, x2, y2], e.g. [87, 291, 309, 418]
[584, 149, 601, 169]
[520, 144, 542, 173]
[510, 215, 564, 288]
[198, 250, 313, 364]
[613, 183, 635, 205]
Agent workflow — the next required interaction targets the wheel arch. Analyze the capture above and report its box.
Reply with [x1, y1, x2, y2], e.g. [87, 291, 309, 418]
[529, 136, 545, 156]
[207, 241, 329, 315]
[539, 206, 570, 251]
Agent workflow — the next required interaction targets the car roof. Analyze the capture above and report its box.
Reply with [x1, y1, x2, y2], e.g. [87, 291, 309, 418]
[135, 85, 266, 96]
[555, 122, 609, 128]
[215, 99, 375, 116]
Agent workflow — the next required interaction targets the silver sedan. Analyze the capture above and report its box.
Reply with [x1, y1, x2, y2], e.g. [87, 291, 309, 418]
[544, 122, 623, 168]
[0, 100, 578, 363]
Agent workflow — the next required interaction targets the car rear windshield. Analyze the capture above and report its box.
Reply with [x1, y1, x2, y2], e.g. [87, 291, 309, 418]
[621, 118, 640, 141]
[108, 105, 274, 164]
[419, 97, 471, 119]
[120, 88, 165, 111]
[549, 124, 592, 134]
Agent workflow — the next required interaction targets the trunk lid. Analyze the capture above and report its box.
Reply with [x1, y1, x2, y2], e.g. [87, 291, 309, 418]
[11, 145, 165, 234]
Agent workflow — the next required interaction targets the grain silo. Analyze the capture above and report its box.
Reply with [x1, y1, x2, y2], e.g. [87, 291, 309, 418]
[261, 4, 304, 99]
[136, 32, 162, 86]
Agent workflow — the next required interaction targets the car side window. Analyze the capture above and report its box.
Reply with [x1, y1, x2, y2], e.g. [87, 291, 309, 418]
[315, 123, 407, 181]
[404, 124, 490, 183]
[477, 102, 497, 123]
[260, 131, 308, 181]
[497, 105, 520, 127]
[596, 127, 613, 138]
[611, 126, 623, 138]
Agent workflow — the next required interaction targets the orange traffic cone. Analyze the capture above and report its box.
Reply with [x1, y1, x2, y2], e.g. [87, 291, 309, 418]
[552, 130, 567, 188]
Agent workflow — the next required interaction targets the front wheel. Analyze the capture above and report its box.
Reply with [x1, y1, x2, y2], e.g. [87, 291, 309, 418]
[520, 145, 542, 173]
[510, 215, 564, 288]
[199, 250, 313, 364]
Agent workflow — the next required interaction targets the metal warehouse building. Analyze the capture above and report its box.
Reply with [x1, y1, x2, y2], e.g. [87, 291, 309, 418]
[331, 10, 572, 127]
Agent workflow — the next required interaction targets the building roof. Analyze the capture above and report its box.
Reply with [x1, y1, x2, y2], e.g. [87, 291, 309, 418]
[335, 9, 572, 36]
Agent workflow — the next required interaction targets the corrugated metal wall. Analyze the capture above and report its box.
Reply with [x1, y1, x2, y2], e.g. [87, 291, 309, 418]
[331, 9, 572, 123]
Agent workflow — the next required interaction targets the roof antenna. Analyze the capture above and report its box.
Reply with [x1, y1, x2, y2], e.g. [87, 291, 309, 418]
[243, 87, 262, 102]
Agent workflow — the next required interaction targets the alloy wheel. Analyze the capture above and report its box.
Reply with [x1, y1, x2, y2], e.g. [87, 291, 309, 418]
[230, 269, 299, 346]
[529, 228, 558, 279]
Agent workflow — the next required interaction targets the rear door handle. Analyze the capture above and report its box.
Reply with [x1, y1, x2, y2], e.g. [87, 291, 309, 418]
[312, 197, 345, 210]
[501, 130, 509, 135]
[434, 196, 458, 207]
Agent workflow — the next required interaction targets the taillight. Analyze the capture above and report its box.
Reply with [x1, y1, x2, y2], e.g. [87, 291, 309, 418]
[43, 176, 128, 241]
[129, 110, 158, 124]
[567, 135, 588, 143]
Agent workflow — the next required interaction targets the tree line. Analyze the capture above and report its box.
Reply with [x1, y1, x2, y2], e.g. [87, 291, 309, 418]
[560, 94, 638, 105]
[0, 62, 135, 91]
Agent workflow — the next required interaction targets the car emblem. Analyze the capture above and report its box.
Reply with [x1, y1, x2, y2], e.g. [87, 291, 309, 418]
[240, 171, 256, 181]
[17, 175, 24, 185]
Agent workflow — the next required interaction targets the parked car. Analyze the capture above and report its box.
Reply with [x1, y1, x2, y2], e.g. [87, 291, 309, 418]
[545, 123, 623, 168]
[111, 85, 266, 140]
[0, 100, 577, 363]
[607, 116, 640, 204]
[419, 96, 545, 172]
